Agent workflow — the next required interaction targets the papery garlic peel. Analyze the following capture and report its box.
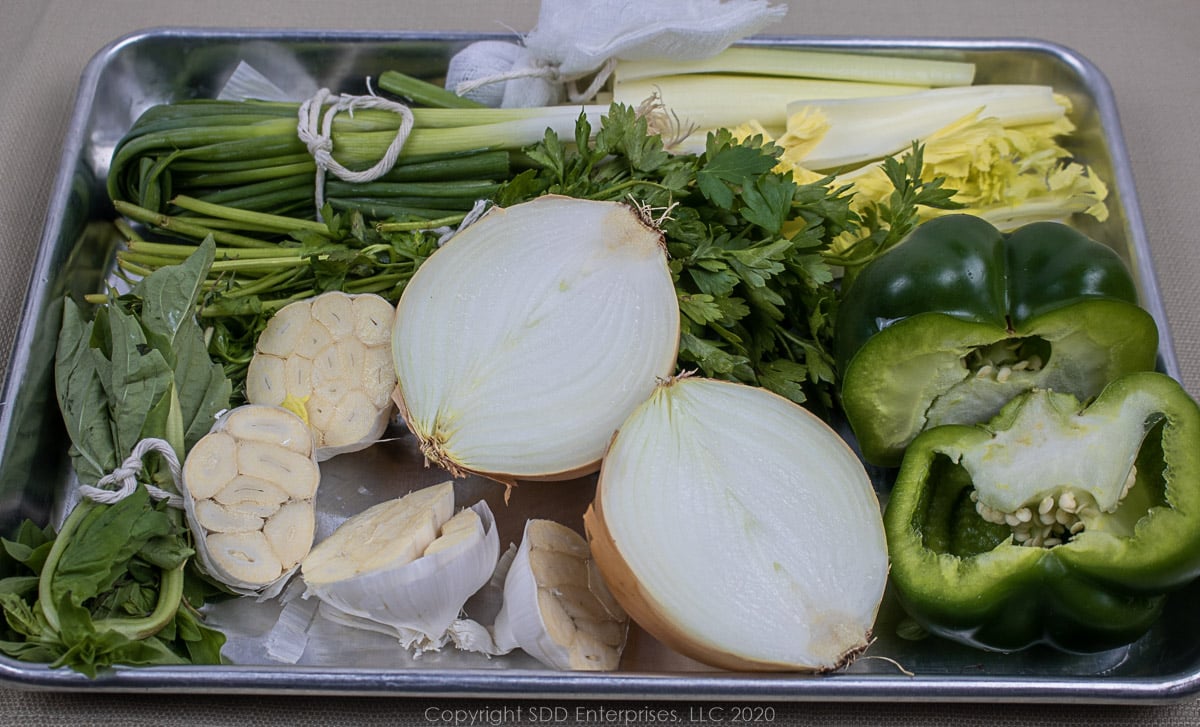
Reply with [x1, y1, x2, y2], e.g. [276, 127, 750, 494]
[300, 481, 500, 649]
[490, 518, 628, 670]
[390, 195, 680, 484]
[585, 376, 888, 672]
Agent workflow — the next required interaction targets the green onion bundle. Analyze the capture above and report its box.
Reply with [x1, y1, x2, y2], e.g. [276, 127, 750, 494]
[107, 75, 606, 224]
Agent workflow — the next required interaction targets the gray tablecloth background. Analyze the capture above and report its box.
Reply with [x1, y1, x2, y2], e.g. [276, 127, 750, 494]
[2, 0, 1199, 724]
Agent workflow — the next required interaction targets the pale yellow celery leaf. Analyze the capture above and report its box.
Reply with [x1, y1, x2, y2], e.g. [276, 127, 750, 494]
[827, 105, 1107, 256]
[777, 107, 831, 163]
[731, 118, 826, 186]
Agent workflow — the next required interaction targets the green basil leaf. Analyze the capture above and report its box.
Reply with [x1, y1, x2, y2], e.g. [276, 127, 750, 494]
[132, 236, 215, 351]
[102, 306, 173, 458]
[54, 300, 116, 484]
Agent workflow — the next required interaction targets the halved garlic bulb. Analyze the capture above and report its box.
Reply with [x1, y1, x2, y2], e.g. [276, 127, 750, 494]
[299, 481, 500, 651]
[181, 405, 320, 598]
[489, 518, 628, 670]
[585, 376, 888, 672]
[246, 291, 397, 461]
[391, 195, 680, 484]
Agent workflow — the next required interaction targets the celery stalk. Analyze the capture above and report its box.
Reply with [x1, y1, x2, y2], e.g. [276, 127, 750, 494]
[614, 46, 977, 87]
[785, 85, 1069, 171]
[612, 74, 927, 135]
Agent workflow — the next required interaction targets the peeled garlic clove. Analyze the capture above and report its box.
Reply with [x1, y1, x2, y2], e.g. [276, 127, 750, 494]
[192, 499, 264, 533]
[265, 501, 319, 569]
[300, 482, 500, 650]
[423, 506, 487, 557]
[391, 195, 680, 483]
[205, 531, 284, 587]
[246, 291, 397, 461]
[212, 475, 290, 514]
[491, 519, 628, 671]
[182, 405, 320, 598]
[585, 376, 888, 672]
[181, 432, 239, 500]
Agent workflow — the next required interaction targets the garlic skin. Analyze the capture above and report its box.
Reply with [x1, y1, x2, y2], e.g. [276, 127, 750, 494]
[300, 482, 500, 651]
[391, 195, 680, 484]
[488, 519, 628, 670]
[181, 405, 320, 598]
[585, 377, 888, 672]
[246, 291, 397, 461]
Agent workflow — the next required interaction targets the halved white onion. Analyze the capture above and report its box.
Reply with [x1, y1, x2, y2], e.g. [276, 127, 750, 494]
[299, 481, 500, 652]
[585, 376, 888, 672]
[390, 195, 680, 484]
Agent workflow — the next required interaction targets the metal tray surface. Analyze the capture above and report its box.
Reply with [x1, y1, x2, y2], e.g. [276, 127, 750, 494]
[0, 27, 1193, 702]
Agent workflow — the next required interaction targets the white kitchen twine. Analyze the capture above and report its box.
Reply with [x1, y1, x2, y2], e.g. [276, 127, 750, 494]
[434, 198, 492, 246]
[78, 437, 184, 509]
[453, 57, 616, 105]
[297, 84, 415, 221]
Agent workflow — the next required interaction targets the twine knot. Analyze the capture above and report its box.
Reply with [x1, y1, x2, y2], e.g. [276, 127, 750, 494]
[297, 84, 415, 221]
[78, 437, 184, 509]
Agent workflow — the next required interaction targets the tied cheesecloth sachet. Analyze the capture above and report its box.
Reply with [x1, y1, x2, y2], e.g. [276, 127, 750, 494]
[446, 0, 788, 108]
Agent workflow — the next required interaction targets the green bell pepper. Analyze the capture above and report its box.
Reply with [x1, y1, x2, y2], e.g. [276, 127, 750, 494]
[834, 214, 1158, 466]
[883, 371, 1200, 653]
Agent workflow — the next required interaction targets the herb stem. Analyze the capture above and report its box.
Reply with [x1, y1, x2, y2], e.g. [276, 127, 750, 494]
[94, 563, 186, 640]
[171, 195, 331, 236]
[36, 500, 94, 633]
[113, 201, 278, 249]
[376, 212, 466, 232]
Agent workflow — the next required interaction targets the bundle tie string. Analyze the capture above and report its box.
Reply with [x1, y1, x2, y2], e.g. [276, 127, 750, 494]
[435, 198, 492, 246]
[454, 57, 616, 104]
[297, 85, 415, 221]
[79, 437, 184, 509]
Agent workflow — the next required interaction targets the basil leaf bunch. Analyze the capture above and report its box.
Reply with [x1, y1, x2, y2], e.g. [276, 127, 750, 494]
[0, 239, 231, 676]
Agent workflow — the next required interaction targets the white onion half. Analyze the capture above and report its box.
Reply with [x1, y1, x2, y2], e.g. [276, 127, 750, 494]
[585, 377, 888, 672]
[391, 195, 680, 483]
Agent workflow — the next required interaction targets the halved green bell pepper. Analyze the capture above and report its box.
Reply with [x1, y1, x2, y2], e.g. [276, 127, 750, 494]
[884, 371, 1200, 653]
[835, 214, 1158, 466]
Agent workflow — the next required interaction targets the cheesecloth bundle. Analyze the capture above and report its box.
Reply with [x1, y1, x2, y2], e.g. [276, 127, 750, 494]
[446, 0, 788, 108]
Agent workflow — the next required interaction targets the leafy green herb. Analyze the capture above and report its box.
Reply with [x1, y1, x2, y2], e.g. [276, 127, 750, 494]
[0, 239, 231, 676]
[822, 142, 963, 277]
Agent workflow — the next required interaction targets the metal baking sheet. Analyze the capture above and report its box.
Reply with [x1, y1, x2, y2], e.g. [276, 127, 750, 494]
[0, 27, 1194, 702]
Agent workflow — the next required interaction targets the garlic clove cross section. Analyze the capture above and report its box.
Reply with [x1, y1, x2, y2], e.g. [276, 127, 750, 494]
[391, 195, 680, 484]
[489, 519, 628, 670]
[585, 376, 889, 672]
[300, 481, 500, 651]
[246, 291, 397, 461]
[182, 405, 320, 598]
